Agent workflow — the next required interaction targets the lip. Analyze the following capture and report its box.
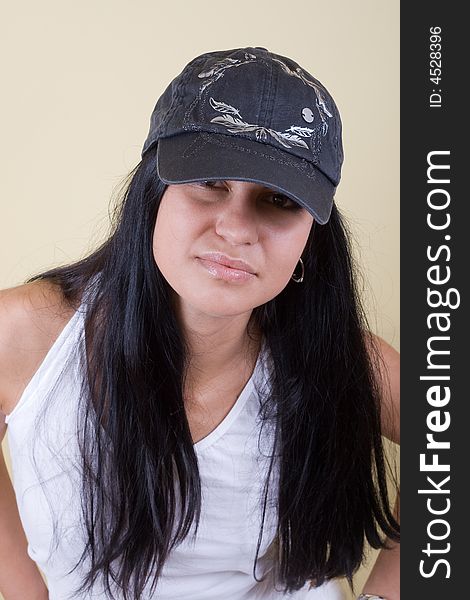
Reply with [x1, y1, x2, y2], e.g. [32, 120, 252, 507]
[197, 252, 256, 275]
[196, 252, 257, 283]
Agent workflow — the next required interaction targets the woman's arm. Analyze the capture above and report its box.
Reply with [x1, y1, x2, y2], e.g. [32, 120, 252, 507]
[360, 334, 400, 600]
[0, 420, 49, 600]
[369, 334, 400, 446]
[0, 289, 50, 599]
[360, 493, 400, 600]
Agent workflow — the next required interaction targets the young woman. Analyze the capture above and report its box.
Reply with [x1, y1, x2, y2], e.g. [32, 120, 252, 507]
[0, 46, 400, 600]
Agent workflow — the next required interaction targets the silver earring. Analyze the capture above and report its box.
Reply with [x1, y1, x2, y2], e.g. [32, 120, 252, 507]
[291, 257, 304, 283]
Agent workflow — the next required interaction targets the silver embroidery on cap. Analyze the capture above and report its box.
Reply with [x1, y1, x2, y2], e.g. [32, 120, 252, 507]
[302, 107, 315, 123]
[188, 52, 332, 163]
[271, 58, 333, 134]
[196, 53, 333, 136]
[209, 97, 315, 150]
[197, 53, 257, 94]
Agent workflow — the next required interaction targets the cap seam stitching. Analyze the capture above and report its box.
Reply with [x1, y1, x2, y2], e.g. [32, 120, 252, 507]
[195, 132, 327, 181]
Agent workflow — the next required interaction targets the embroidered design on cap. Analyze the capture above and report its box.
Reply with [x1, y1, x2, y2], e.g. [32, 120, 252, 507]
[208, 97, 316, 151]
[189, 52, 336, 163]
[271, 58, 333, 134]
[196, 53, 334, 135]
[197, 52, 258, 94]
[302, 107, 315, 123]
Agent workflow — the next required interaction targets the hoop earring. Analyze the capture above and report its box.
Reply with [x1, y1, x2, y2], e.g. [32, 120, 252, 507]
[291, 257, 304, 283]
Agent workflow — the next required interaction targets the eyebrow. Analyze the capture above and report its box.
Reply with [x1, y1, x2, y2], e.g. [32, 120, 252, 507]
[226, 180, 289, 195]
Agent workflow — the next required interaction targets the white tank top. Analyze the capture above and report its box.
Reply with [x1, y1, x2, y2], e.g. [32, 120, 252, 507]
[5, 294, 344, 600]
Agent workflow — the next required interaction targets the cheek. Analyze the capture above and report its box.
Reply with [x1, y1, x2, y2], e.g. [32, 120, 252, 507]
[154, 194, 189, 243]
[154, 190, 192, 244]
[260, 222, 312, 292]
[152, 195, 207, 295]
[152, 196, 189, 277]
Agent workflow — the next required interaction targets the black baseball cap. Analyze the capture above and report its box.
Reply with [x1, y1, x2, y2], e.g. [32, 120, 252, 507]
[142, 46, 344, 224]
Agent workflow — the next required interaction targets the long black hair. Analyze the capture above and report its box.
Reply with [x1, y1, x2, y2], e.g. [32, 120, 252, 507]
[26, 144, 399, 599]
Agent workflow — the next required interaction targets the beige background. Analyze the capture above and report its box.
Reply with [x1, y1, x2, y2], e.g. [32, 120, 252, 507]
[1, 1, 399, 598]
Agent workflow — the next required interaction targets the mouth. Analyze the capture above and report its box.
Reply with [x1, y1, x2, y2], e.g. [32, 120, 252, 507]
[195, 253, 257, 283]
[197, 252, 256, 274]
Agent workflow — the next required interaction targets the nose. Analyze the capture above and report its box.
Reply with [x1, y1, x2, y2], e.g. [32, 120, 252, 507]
[214, 194, 259, 246]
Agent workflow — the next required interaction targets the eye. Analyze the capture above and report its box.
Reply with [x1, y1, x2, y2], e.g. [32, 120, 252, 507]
[191, 181, 302, 211]
[196, 180, 224, 189]
[267, 193, 302, 211]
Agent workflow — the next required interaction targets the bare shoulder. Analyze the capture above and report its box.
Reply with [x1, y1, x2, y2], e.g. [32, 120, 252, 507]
[0, 279, 76, 422]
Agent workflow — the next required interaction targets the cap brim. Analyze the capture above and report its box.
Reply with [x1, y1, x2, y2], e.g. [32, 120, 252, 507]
[156, 132, 335, 224]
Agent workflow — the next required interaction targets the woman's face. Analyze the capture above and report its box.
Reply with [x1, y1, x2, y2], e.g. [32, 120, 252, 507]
[152, 180, 314, 318]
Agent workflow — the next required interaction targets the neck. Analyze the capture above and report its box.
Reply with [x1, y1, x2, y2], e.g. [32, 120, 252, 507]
[173, 296, 262, 401]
